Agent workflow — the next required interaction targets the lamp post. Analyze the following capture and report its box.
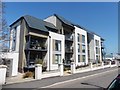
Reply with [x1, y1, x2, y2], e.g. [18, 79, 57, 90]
[111, 53, 113, 60]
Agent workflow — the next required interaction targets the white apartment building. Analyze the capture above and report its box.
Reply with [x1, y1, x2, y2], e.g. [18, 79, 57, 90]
[7, 14, 104, 73]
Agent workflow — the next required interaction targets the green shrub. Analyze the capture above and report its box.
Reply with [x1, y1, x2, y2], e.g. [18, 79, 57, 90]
[64, 67, 70, 71]
[23, 71, 34, 78]
[35, 58, 43, 64]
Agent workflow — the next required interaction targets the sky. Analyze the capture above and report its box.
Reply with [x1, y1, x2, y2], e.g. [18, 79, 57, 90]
[4, 2, 118, 54]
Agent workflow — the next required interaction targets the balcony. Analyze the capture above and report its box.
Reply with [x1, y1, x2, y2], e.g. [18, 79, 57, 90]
[65, 47, 73, 54]
[65, 34, 73, 42]
[25, 42, 47, 52]
[101, 44, 105, 49]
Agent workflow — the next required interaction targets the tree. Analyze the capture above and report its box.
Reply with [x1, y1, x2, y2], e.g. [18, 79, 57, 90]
[0, 1, 9, 52]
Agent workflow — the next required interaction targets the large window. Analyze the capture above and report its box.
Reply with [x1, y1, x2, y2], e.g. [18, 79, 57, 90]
[53, 54, 61, 64]
[78, 44, 80, 53]
[78, 55, 80, 62]
[96, 55, 99, 62]
[82, 35, 85, 43]
[82, 55, 86, 62]
[96, 47, 99, 54]
[77, 33, 80, 42]
[95, 40, 99, 46]
[82, 45, 85, 53]
[55, 40, 61, 51]
[12, 27, 17, 51]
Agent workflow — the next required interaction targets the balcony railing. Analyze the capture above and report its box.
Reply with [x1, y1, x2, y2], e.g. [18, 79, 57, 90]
[65, 35, 73, 41]
[25, 42, 47, 51]
[65, 47, 73, 53]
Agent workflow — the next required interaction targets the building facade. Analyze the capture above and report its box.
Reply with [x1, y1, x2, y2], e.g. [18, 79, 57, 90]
[9, 14, 105, 72]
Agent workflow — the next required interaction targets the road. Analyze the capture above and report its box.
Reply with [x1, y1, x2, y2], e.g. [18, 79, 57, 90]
[2, 67, 119, 89]
[42, 68, 118, 88]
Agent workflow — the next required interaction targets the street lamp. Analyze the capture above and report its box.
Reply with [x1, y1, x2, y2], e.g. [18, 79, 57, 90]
[111, 53, 113, 60]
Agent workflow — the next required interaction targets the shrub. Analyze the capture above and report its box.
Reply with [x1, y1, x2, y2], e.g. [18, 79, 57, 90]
[23, 71, 34, 78]
[35, 58, 43, 64]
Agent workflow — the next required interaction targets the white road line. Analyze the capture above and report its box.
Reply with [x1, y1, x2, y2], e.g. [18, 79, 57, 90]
[41, 68, 118, 88]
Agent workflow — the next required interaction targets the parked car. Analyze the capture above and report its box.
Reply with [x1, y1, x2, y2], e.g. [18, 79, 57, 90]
[107, 74, 120, 90]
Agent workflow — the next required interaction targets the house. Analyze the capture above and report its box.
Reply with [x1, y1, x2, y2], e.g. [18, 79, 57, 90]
[8, 14, 105, 73]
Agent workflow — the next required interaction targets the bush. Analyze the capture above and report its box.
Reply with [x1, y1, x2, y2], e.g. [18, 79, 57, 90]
[35, 58, 43, 64]
[23, 71, 34, 78]
[35, 58, 47, 72]
[64, 66, 70, 71]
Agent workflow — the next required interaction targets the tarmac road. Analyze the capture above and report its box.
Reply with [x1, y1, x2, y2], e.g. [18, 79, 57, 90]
[2, 67, 119, 89]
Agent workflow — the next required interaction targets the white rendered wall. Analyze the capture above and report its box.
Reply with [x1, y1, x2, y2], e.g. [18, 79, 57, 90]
[94, 35, 102, 62]
[74, 26, 88, 66]
[46, 36, 50, 71]
[9, 25, 20, 53]
[9, 29, 14, 52]
[15, 25, 20, 52]
[49, 31, 65, 70]
[44, 16, 56, 26]
[1, 52, 19, 76]
[0, 65, 7, 85]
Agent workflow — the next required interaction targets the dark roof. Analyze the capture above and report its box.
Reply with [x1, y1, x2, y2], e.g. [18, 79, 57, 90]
[54, 14, 74, 28]
[10, 15, 57, 32]
[74, 24, 104, 39]
[54, 14, 104, 39]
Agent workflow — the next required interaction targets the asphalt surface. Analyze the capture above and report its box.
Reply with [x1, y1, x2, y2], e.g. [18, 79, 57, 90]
[44, 67, 118, 88]
[2, 67, 119, 89]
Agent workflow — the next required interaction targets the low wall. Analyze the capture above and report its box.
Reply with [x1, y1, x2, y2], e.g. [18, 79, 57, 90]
[0, 65, 7, 85]
[0, 52, 19, 76]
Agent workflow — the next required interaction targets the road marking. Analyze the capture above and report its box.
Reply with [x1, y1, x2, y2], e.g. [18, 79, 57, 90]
[41, 68, 118, 88]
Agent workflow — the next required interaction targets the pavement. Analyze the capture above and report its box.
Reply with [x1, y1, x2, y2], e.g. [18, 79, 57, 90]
[2, 66, 119, 89]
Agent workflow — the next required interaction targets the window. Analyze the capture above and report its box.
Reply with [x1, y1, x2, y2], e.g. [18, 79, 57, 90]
[95, 40, 99, 46]
[12, 40, 16, 51]
[78, 55, 80, 62]
[55, 40, 61, 51]
[96, 55, 99, 62]
[77, 33, 80, 42]
[78, 44, 80, 53]
[53, 54, 61, 64]
[82, 45, 85, 53]
[96, 47, 99, 54]
[82, 35, 85, 43]
[12, 26, 17, 51]
[82, 55, 86, 62]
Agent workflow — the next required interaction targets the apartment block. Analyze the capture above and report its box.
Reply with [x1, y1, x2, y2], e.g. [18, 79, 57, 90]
[9, 14, 105, 73]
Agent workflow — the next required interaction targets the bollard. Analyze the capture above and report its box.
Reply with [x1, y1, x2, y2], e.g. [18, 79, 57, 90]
[101, 61, 104, 69]
[0, 65, 7, 85]
[59, 63, 63, 76]
[109, 61, 111, 67]
[115, 60, 118, 66]
[35, 64, 42, 80]
[90, 62, 93, 70]
[71, 62, 75, 74]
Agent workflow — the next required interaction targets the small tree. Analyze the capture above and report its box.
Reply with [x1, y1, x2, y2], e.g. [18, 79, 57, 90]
[0, 1, 9, 64]
[0, 1, 9, 52]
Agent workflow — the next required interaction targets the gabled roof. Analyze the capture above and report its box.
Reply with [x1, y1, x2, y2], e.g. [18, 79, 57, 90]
[10, 15, 57, 32]
[54, 14, 104, 39]
[74, 23, 104, 39]
[54, 14, 74, 28]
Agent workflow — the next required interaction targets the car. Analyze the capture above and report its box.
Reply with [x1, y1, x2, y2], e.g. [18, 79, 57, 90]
[107, 74, 120, 90]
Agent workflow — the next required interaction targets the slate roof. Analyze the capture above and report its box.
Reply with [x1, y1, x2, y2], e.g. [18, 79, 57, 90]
[73, 23, 103, 39]
[54, 14, 74, 28]
[10, 15, 57, 32]
[54, 14, 103, 39]
[10, 14, 104, 40]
